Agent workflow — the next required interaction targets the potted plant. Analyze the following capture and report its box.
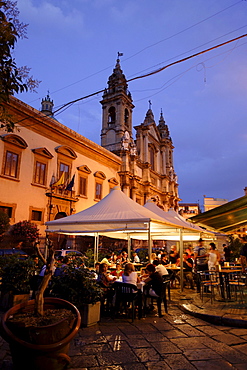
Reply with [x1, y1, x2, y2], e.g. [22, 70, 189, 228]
[50, 263, 104, 327]
[0, 240, 81, 370]
[0, 254, 35, 310]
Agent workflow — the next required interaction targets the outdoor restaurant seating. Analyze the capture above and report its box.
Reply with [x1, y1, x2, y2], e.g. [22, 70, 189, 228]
[199, 271, 221, 303]
[229, 271, 246, 302]
[143, 280, 170, 317]
[112, 282, 139, 322]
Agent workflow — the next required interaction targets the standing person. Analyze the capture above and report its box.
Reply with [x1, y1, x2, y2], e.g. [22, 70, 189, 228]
[223, 244, 231, 262]
[169, 245, 179, 264]
[122, 263, 140, 286]
[208, 243, 220, 270]
[193, 239, 208, 292]
[239, 236, 247, 273]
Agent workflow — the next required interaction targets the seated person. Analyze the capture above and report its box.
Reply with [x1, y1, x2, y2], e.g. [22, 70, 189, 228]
[150, 252, 159, 264]
[111, 263, 123, 279]
[142, 263, 163, 297]
[100, 255, 114, 267]
[117, 251, 129, 266]
[97, 263, 116, 289]
[132, 252, 140, 263]
[122, 263, 140, 286]
[152, 259, 169, 279]
[160, 253, 169, 265]
[176, 252, 195, 290]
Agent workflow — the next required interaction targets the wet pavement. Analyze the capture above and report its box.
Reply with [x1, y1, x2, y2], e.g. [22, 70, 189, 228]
[1, 287, 247, 369]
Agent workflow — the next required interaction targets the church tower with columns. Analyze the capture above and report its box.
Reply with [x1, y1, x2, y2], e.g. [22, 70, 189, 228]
[101, 57, 179, 210]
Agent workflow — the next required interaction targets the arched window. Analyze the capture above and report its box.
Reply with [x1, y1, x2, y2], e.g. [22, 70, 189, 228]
[108, 107, 116, 124]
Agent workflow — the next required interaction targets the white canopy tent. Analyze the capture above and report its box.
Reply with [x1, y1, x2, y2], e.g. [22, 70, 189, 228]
[46, 187, 203, 264]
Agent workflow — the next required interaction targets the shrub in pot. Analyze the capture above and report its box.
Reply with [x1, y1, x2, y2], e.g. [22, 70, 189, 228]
[0, 240, 81, 370]
[50, 265, 104, 326]
[0, 254, 35, 310]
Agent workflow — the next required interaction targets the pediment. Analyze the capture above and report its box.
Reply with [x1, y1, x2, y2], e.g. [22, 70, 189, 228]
[77, 165, 92, 174]
[108, 177, 119, 185]
[55, 145, 77, 159]
[1, 134, 28, 149]
[32, 147, 53, 159]
[94, 171, 106, 180]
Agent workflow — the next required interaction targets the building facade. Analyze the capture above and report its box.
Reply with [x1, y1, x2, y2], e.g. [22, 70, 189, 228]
[101, 58, 179, 210]
[0, 58, 180, 245]
[203, 196, 228, 212]
[0, 96, 121, 240]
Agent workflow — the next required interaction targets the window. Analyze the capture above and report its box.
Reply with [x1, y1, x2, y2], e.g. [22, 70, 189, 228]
[0, 206, 12, 218]
[1, 134, 27, 181]
[94, 171, 105, 201]
[31, 210, 42, 221]
[59, 162, 70, 182]
[79, 176, 87, 197]
[95, 182, 102, 200]
[34, 161, 46, 185]
[108, 107, 116, 124]
[4, 151, 18, 178]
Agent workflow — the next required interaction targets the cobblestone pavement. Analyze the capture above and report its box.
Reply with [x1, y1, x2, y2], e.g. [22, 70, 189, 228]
[1, 288, 247, 369]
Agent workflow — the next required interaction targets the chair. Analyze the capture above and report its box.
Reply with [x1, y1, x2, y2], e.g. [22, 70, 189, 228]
[112, 282, 138, 322]
[199, 271, 221, 303]
[229, 271, 246, 302]
[143, 280, 169, 317]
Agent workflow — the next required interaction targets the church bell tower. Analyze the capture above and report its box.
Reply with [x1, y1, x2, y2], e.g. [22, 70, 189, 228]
[100, 55, 135, 155]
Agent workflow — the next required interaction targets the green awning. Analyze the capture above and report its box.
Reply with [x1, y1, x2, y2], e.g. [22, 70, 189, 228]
[188, 195, 247, 233]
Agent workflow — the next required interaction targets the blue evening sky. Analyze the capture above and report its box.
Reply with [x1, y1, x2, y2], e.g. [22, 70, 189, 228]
[14, 0, 247, 208]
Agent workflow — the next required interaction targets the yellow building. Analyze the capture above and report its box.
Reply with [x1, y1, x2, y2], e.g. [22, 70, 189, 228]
[203, 196, 228, 212]
[0, 58, 179, 247]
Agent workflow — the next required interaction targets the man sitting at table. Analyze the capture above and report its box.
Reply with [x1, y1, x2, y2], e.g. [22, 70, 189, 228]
[142, 263, 163, 297]
[176, 252, 195, 290]
[152, 259, 169, 279]
[132, 252, 140, 263]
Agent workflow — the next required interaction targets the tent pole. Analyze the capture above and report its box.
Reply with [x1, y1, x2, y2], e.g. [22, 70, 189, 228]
[179, 229, 184, 292]
[127, 234, 131, 260]
[94, 233, 99, 267]
[148, 222, 151, 263]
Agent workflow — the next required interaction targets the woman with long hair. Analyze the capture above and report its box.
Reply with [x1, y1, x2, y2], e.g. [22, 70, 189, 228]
[122, 263, 140, 286]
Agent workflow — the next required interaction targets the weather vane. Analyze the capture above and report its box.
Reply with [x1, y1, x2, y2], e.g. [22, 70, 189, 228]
[117, 52, 123, 58]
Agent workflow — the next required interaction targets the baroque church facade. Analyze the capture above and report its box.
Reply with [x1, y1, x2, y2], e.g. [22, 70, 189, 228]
[0, 58, 179, 245]
[101, 58, 179, 210]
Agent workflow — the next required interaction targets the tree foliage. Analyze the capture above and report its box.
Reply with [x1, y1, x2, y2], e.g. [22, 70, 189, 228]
[0, 1, 40, 131]
[0, 210, 10, 236]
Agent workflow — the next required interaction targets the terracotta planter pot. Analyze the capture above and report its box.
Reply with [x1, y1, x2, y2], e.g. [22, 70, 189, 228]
[0, 297, 81, 370]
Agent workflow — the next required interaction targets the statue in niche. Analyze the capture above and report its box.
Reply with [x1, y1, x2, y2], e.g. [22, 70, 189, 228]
[121, 130, 130, 150]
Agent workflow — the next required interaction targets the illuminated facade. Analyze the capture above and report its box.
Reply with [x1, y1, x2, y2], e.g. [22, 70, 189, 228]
[101, 58, 179, 210]
[0, 59, 180, 244]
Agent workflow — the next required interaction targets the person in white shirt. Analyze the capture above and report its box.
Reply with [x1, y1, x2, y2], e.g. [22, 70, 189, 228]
[122, 263, 140, 286]
[152, 259, 169, 278]
[132, 252, 140, 263]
